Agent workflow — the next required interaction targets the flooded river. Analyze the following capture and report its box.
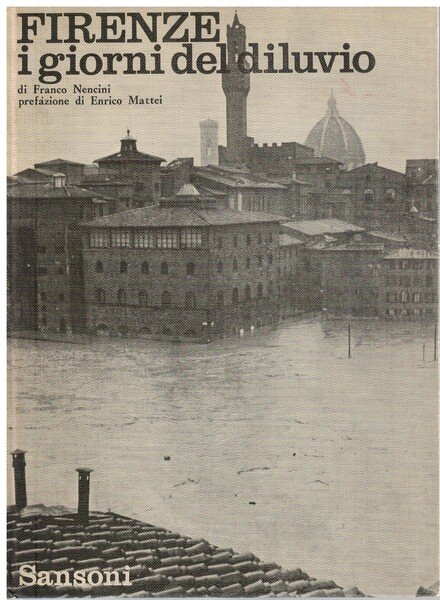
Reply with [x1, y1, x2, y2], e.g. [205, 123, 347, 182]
[7, 318, 438, 596]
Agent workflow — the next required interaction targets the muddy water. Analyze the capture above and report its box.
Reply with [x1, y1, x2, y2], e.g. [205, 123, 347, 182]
[8, 319, 438, 595]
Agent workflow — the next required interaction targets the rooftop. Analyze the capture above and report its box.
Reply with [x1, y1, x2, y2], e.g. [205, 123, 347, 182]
[279, 233, 305, 247]
[34, 158, 87, 167]
[7, 506, 363, 598]
[366, 230, 407, 243]
[82, 204, 286, 228]
[323, 242, 384, 252]
[194, 166, 286, 189]
[283, 219, 365, 236]
[94, 132, 166, 165]
[7, 181, 111, 201]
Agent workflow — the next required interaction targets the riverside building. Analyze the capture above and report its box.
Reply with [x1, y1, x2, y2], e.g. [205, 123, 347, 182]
[81, 185, 284, 341]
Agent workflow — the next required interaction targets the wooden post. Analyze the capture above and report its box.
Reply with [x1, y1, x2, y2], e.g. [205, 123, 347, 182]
[348, 323, 351, 358]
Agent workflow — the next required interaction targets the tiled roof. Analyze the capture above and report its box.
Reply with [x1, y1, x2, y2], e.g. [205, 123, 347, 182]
[383, 249, 438, 260]
[195, 167, 286, 189]
[7, 182, 111, 201]
[7, 508, 364, 598]
[94, 151, 165, 164]
[323, 243, 384, 252]
[82, 206, 286, 228]
[294, 156, 341, 165]
[366, 230, 407, 243]
[35, 158, 87, 167]
[283, 219, 365, 236]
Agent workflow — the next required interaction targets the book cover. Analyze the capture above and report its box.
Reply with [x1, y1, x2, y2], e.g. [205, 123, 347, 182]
[7, 6, 439, 598]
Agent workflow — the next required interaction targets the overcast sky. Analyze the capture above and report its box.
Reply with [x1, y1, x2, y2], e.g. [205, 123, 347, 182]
[8, 7, 438, 174]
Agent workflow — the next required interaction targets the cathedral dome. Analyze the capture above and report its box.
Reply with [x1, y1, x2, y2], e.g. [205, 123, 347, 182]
[305, 93, 365, 170]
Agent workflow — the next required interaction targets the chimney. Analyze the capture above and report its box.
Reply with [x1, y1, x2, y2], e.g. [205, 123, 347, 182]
[76, 467, 93, 524]
[11, 449, 27, 510]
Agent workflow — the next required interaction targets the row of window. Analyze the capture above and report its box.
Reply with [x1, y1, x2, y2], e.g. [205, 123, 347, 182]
[386, 260, 436, 270]
[385, 275, 435, 287]
[94, 255, 275, 275]
[90, 230, 275, 250]
[363, 188, 396, 202]
[93, 282, 276, 308]
[386, 308, 435, 316]
[385, 291, 436, 303]
[90, 228, 203, 249]
[95, 260, 196, 275]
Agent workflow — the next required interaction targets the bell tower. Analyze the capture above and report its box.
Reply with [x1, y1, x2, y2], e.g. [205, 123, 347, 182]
[221, 12, 250, 166]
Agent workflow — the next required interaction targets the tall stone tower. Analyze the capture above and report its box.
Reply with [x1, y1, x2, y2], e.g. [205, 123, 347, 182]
[221, 12, 250, 166]
[200, 119, 219, 166]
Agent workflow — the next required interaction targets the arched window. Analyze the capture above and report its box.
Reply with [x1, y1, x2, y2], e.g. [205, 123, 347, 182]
[233, 258, 238, 272]
[232, 288, 239, 304]
[161, 261, 169, 275]
[186, 262, 195, 275]
[364, 189, 374, 202]
[268, 253, 273, 265]
[244, 285, 252, 302]
[185, 291, 196, 309]
[217, 261, 223, 273]
[94, 288, 105, 305]
[258, 255, 263, 267]
[401, 291, 408, 303]
[233, 235, 238, 248]
[257, 283, 263, 298]
[246, 234, 251, 246]
[161, 290, 171, 308]
[95, 260, 103, 273]
[120, 261, 128, 274]
[217, 290, 224, 306]
[246, 257, 251, 269]
[117, 289, 126, 305]
[141, 261, 149, 274]
[139, 291, 148, 306]
[268, 280, 274, 296]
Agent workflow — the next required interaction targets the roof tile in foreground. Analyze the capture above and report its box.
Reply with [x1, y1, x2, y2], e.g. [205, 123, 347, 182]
[7, 509, 366, 598]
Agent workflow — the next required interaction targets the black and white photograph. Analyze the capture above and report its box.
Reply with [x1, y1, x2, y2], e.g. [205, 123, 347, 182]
[6, 6, 439, 598]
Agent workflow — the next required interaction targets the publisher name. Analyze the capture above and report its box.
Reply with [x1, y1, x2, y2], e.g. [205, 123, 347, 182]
[18, 564, 132, 587]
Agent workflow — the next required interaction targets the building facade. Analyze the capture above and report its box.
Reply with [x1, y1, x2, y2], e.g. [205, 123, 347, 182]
[405, 159, 438, 216]
[339, 162, 407, 229]
[81, 187, 284, 341]
[8, 174, 109, 333]
[321, 243, 384, 317]
[380, 249, 438, 319]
